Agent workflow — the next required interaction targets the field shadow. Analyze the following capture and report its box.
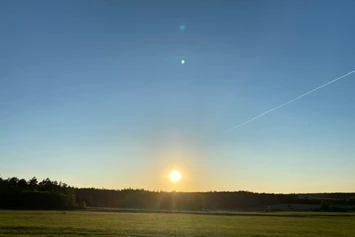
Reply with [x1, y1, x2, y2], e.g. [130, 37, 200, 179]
[0, 226, 169, 237]
[0, 226, 110, 236]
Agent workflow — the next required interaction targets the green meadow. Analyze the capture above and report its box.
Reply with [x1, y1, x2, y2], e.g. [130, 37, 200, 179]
[0, 210, 354, 236]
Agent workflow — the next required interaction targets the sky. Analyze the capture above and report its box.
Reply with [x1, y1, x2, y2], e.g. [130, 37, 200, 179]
[1, 0, 355, 193]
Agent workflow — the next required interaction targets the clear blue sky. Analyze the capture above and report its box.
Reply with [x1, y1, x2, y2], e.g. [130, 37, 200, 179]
[1, 0, 355, 193]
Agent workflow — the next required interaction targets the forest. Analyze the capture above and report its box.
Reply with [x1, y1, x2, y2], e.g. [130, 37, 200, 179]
[1, 176, 355, 211]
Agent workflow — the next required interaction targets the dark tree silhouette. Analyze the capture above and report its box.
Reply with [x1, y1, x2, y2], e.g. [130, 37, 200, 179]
[321, 200, 330, 211]
[28, 177, 38, 191]
[1, 175, 355, 211]
[18, 179, 27, 191]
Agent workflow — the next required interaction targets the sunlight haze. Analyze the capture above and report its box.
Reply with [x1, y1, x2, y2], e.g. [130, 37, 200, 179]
[1, 0, 355, 193]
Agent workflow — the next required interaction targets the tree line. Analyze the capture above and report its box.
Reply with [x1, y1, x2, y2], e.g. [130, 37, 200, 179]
[1, 176, 355, 210]
[0, 176, 77, 209]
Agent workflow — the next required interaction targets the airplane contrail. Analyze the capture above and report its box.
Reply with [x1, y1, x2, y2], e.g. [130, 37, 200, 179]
[227, 68, 355, 132]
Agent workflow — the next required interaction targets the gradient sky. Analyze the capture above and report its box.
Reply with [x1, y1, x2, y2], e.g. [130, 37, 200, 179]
[1, 0, 355, 193]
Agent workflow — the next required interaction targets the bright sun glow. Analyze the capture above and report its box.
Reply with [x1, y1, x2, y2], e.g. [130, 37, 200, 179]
[169, 170, 181, 182]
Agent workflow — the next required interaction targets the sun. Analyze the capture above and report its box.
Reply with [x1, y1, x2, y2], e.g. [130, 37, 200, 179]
[169, 170, 181, 182]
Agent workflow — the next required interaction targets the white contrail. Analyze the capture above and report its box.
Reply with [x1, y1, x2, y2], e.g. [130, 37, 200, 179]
[227, 69, 355, 132]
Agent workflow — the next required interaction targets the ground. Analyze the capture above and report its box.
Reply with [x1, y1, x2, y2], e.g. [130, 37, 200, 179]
[0, 210, 354, 236]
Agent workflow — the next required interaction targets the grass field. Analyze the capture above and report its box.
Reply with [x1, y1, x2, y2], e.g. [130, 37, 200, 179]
[0, 210, 355, 236]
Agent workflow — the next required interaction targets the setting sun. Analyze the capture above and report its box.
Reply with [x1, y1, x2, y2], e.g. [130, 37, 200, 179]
[169, 170, 181, 182]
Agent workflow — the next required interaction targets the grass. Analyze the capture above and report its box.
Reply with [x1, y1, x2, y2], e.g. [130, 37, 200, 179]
[0, 210, 355, 236]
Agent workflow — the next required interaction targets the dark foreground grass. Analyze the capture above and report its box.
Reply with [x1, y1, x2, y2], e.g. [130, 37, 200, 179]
[0, 210, 354, 236]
